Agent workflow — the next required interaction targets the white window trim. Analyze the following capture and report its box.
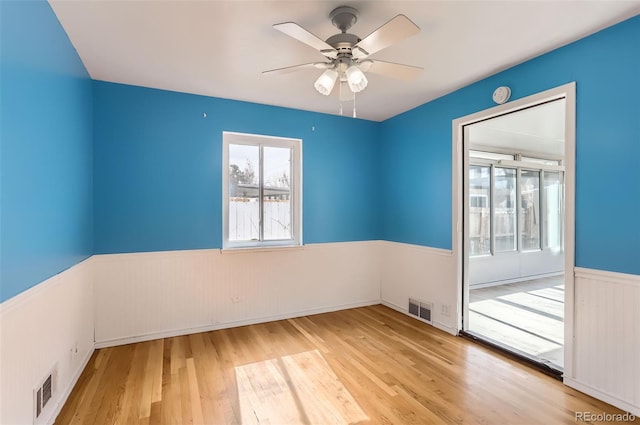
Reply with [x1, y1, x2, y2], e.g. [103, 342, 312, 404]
[222, 131, 302, 250]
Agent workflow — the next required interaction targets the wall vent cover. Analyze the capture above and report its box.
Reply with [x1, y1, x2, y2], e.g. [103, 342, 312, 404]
[408, 298, 420, 316]
[34, 364, 57, 422]
[408, 298, 433, 324]
[419, 302, 432, 322]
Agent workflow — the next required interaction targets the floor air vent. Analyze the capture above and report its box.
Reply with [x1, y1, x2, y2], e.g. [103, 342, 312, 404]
[408, 298, 433, 324]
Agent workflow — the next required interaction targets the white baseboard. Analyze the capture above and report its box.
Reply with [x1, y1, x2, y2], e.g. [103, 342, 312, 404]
[96, 300, 380, 349]
[564, 378, 640, 417]
[49, 347, 95, 424]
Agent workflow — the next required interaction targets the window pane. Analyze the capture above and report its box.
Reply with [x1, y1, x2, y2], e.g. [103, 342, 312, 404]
[228, 144, 259, 241]
[494, 168, 517, 252]
[544, 171, 563, 251]
[263, 146, 292, 240]
[520, 170, 540, 251]
[469, 165, 491, 256]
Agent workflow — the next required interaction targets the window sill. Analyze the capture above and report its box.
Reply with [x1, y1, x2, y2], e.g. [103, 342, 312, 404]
[220, 245, 304, 254]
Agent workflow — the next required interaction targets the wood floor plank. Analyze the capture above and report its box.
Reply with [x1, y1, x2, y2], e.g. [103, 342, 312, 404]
[186, 357, 205, 425]
[54, 305, 638, 425]
[188, 333, 217, 423]
[116, 342, 149, 425]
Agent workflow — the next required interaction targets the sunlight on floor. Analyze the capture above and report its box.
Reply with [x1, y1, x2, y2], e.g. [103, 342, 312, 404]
[469, 276, 564, 369]
[235, 349, 368, 425]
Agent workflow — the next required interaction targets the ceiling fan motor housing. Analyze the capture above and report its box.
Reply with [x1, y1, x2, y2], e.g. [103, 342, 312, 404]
[326, 7, 364, 66]
[326, 33, 360, 52]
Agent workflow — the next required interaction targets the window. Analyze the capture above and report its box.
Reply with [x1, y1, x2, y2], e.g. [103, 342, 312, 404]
[543, 171, 563, 251]
[494, 168, 517, 252]
[469, 165, 491, 256]
[223, 132, 301, 249]
[520, 170, 540, 251]
[468, 156, 563, 257]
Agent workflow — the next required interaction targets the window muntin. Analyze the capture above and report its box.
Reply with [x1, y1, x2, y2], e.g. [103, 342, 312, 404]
[223, 132, 301, 249]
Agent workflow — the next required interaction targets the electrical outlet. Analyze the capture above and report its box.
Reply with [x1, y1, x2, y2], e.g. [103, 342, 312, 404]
[70, 342, 79, 361]
[441, 304, 451, 317]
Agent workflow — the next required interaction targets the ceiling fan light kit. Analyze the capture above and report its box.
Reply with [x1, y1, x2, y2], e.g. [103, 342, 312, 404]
[264, 5, 422, 116]
[314, 69, 339, 95]
[345, 65, 367, 93]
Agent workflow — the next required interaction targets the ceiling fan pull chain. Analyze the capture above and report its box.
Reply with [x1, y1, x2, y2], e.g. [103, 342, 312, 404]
[353, 91, 357, 118]
[339, 82, 344, 115]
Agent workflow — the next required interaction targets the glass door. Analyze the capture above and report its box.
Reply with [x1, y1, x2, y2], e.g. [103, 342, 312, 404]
[462, 99, 566, 373]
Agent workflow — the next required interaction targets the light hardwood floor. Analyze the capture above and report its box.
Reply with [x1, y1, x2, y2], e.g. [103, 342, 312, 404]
[55, 305, 637, 424]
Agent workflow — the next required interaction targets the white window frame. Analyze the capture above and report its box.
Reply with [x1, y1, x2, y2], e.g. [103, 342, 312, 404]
[222, 131, 302, 250]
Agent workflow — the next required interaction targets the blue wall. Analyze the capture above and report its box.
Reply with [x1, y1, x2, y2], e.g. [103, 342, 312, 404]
[381, 15, 640, 275]
[1, 4, 637, 303]
[0, 1, 93, 302]
[93, 82, 380, 253]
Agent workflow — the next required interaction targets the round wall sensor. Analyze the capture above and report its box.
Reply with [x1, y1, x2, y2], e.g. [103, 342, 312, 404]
[492, 86, 511, 104]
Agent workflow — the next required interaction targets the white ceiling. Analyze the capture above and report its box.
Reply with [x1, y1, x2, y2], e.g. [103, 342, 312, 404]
[467, 99, 566, 157]
[49, 0, 640, 122]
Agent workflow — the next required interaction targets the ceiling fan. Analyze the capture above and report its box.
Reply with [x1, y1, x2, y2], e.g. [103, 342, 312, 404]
[263, 6, 422, 102]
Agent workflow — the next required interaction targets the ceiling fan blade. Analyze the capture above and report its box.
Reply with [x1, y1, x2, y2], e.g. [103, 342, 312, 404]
[273, 22, 338, 59]
[262, 62, 330, 76]
[365, 60, 423, 81]
[352, 15, 420, 59]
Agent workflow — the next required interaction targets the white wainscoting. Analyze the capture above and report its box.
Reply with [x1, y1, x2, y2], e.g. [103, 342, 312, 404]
[0, 258, 95, 425]
[469, 249, 564, 287]
[5, 242, 637, 423]
[379, 241, 457, 335]
[93, 242, 381, 347]
[564, 267, 640, 416]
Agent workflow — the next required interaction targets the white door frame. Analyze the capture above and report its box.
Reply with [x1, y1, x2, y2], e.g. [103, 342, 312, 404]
[452, 82, 576, 376]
